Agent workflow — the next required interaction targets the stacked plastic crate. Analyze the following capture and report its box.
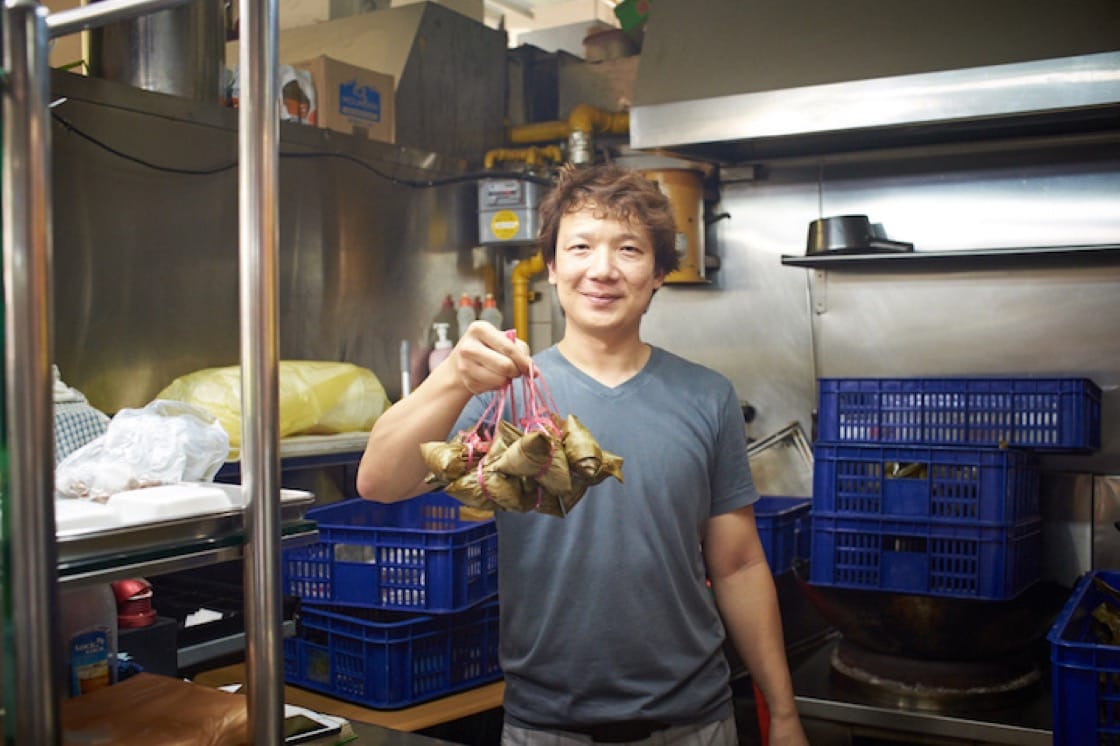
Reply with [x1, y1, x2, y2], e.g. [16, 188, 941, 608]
[1048, 569, 1120, 745]
[753, 496, 812, 576]
[279, 491, 502, 709]
[808, 377, 1101, 601]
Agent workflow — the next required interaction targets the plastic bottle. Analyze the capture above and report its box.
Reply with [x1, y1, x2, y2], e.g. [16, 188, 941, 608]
[60, 583, 118, 697]
[480, 293, 503, 329]
[456, 292, 477, 341]
[428, 294, 456, 348]
[428, 322, 453, 371]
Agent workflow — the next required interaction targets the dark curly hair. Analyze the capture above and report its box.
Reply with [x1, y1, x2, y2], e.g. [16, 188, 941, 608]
[537, 163, 680, 277]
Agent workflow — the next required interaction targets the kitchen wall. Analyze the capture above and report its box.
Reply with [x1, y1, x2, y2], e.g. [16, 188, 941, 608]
[49, 64, 1120, 467]
[49, 69, 481, 412]
[643, 135, 1120, 471]
[637, 131, 1120, 583]
[45, 33, 1120, 581]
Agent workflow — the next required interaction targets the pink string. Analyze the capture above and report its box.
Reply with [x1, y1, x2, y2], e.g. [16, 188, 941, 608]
[458, 380, 509, 467]
[460, 328, 562, 509]
[476, 457, 498, 505]
[519, 364, 561, 437]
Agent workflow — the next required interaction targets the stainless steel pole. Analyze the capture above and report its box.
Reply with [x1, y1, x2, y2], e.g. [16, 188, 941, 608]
[2, 0, 61, 742]
[238, 0, 283, 741]
[46, 0, 197, 38]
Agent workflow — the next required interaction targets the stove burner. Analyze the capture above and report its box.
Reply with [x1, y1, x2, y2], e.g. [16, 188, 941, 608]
[829, 638, 1042, 713]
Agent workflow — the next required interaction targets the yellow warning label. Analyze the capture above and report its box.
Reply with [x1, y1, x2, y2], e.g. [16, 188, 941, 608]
[490, 210, 521, 241]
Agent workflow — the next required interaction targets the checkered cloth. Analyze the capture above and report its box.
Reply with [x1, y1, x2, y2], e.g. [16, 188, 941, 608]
[54, 400, 110, 465]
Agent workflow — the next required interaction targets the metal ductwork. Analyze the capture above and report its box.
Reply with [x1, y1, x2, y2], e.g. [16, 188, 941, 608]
[629, 0, 1120, 161]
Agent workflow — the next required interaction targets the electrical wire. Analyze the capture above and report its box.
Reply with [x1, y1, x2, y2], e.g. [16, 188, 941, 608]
[50, 109, 556, 187]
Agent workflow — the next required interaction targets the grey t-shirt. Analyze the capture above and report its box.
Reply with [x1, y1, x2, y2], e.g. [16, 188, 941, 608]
[452, 345, 759, 728]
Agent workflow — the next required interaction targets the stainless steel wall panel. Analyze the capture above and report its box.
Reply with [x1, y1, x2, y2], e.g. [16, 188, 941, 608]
[1041, 472, 1095, 585]
[641, 176, 820, 443]
[49, 73, 473, 411]
[1094, 475, 1120, 572]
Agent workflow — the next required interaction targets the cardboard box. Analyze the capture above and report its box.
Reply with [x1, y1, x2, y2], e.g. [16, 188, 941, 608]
[292, 55, 395, 143]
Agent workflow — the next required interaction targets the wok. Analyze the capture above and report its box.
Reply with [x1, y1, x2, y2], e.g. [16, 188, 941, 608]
[794, 564, 1069, 661]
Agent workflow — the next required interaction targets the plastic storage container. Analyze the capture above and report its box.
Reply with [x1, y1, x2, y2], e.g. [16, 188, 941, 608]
[1049, 570, 1120, 746]
[284, 599, 501, 709]
[817, 377, 1101, 451]
[753, 496, 811, 574]
[808, 514, 1041, 600]
[812, 443, 1038, 525]
[283, 492, 498, 613]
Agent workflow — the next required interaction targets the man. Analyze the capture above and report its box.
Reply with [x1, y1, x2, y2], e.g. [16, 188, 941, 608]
[357, 163, 808, 745]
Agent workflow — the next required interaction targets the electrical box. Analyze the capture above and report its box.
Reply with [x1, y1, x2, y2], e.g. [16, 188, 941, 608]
[478, 178, 543, 245]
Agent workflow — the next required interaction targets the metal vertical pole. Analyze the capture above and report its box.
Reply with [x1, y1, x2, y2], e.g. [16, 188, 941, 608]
[2, 0, 60, 742]
[238, 0, 282, 741]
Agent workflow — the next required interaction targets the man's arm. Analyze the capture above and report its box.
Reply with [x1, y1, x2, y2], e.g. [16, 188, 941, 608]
[356, 321, 532, 503]
[704, 506, 809, 746]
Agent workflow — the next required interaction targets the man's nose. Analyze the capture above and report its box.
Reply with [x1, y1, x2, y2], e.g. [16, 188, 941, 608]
[588, 246, 617, 277]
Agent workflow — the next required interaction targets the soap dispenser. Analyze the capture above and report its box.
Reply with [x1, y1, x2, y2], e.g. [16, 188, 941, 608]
[428, 322, 453, 371]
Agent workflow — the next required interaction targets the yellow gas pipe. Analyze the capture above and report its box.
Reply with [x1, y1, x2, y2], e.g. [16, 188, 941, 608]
[483, 145, 564, 171]
[495, 105, 627, 341]
[507, 104, 629, 163]
[510, 252, 546, 342]
[508, 104, 630, 144]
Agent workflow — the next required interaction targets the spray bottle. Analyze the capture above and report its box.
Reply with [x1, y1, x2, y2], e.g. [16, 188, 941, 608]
[428, 322, 453, 371]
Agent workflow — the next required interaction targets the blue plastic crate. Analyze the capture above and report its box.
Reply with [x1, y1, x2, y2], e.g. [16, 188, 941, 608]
[1048, 570, 1120, 746]
[808, 513, 1041, 600]
[812, 443, 1038, 525]
[283, 492, 498, 612]
[754, 497, 811, 573]
[817, 377, 1101, 451]
[284, 599, 501, 710]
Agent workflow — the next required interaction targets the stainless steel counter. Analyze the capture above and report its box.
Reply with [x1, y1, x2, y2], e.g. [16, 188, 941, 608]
[792, 637, 1052, 746]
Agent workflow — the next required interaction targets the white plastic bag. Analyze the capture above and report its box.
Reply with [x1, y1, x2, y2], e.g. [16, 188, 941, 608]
[55, 400, 231, 500]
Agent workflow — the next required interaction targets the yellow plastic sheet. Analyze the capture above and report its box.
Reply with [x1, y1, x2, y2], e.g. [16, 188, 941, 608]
[157, 360, 390, 451]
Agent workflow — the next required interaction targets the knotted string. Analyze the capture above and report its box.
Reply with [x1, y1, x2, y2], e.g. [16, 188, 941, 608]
[465, 329, 560, 509]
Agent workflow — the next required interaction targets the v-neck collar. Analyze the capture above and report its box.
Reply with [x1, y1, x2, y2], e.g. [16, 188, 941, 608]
[544, 345, 661, 397]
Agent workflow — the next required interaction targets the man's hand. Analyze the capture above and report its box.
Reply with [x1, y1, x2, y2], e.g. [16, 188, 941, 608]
[448, 321, 533, 395]
[767, 710, 809, 746]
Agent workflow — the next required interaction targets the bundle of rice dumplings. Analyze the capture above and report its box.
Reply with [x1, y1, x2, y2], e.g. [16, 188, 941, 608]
[421, 413, 623, 517]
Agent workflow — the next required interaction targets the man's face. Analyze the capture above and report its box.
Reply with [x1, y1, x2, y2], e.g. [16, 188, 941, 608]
[547, 203, 665, 339]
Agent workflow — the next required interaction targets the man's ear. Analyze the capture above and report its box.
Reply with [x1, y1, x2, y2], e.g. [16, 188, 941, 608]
[547, 261, 557, 285]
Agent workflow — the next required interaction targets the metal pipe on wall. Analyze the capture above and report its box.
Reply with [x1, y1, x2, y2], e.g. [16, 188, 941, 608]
[2, 0, 61, 740]
[237, 0, 284, 742]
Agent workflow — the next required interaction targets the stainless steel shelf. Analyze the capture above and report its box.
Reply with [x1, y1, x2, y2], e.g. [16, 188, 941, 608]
[178, 620, 297, 670]
[57, 492, 318, 586]
[781, 243, 1120, 270]
[57, 519, 318, 587]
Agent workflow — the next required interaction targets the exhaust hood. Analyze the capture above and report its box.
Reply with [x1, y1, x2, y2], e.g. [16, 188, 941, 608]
[629, 0, 1120, 161]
